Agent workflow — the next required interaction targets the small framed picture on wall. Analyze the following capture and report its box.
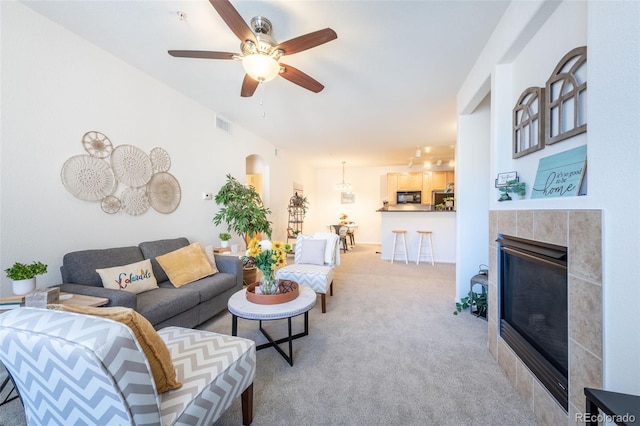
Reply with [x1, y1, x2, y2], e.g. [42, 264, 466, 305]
[341, 192, 355, 204]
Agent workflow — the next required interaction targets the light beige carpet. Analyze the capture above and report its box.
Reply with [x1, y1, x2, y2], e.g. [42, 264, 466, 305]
[207, 244, 538, 425]
[0, 244, 538, 425]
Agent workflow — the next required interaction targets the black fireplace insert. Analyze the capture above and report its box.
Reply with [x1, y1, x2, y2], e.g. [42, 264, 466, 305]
[497, 234, 568, 410]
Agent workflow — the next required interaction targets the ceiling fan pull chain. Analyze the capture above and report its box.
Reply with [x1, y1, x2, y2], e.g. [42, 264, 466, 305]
[258, 82, 267, 118]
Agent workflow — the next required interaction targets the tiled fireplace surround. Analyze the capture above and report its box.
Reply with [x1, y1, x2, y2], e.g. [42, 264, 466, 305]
[488, 209, 602, 425]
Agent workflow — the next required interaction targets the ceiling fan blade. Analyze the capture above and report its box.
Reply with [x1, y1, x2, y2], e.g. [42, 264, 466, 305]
[168, 50, 237, 60]
[209, 0, 256, 44]
[279, 63, 324, 93]
[276, 28, 337, 56]
[241, 74, 259, 97]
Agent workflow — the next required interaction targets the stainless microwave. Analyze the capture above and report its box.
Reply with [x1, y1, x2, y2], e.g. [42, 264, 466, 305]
[396, 191, 421, 204]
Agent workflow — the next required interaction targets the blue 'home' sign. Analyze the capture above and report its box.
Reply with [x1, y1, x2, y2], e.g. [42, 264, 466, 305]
[531, 145, 587, 199]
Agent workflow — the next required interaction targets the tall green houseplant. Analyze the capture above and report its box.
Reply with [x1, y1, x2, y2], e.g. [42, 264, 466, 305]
[213, 174, 272, 247]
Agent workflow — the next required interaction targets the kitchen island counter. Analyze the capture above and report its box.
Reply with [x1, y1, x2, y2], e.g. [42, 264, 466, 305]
[378, 209, 455, 262]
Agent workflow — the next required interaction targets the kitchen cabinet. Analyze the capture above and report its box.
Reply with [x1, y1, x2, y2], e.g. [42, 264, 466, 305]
[388, 171, 452, 205]
[421, 172, 432, 204]
[387, 173, 398, 205]
[432, 171, 454, 191]
[397, 172, 423, 191]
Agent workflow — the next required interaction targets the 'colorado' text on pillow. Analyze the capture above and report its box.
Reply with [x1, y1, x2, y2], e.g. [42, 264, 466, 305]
[96, 258, 158, 294]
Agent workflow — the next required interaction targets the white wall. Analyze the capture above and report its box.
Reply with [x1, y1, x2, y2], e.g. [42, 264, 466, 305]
[458, 0, 640, 394]
[490, 0, 588, 211]
[455, 94, 491, 297]
[587, 1, 640, 395]
[0, 3, 310, 296]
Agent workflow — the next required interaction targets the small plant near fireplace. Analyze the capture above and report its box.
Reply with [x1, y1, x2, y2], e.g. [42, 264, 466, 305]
[453, 290, 487, 318]
[498, 179, 526, 201]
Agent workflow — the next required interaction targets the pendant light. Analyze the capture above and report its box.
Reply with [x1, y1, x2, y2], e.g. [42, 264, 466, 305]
[334, 161, 352, 191]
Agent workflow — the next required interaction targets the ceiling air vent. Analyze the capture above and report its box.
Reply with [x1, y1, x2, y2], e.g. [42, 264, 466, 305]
[215, 116, 231, 134]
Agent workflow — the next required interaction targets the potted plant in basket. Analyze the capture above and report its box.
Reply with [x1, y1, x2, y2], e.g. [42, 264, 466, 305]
[5, 261, 48, 295]
[213, 174, 273, 284]
[213, 174, 273, 245]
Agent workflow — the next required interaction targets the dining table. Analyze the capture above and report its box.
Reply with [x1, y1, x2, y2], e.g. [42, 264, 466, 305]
[328, 224, 358, 249]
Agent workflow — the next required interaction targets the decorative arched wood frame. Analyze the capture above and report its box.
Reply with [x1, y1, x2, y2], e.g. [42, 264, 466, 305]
[513, 87, 545, 158]
[545, 46, 587, 145]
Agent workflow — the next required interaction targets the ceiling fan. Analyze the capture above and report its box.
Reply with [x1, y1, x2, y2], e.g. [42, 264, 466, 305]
[169, 0, 337, 97]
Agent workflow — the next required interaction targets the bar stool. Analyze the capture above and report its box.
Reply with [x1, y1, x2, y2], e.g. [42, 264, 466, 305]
[391, 230, 408, 264]
[416, 231, 434, 265]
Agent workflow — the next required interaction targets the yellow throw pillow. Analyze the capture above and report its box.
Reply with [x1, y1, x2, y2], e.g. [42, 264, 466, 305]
[48, 304, 182, 393]
[156, 242, 216, 287]
[96, 259, 158, 294]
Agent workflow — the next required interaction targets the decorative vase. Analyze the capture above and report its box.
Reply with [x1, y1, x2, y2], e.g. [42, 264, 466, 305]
[12, 277, 36, 295]
[259, 270, 278, 295]
[221, 240, 229, 248]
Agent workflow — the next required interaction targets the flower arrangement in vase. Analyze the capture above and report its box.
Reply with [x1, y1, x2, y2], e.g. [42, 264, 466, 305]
[245, 238, 288, 295]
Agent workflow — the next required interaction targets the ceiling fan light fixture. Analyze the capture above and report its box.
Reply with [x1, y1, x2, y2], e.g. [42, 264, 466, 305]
[242, 54, 280, 82]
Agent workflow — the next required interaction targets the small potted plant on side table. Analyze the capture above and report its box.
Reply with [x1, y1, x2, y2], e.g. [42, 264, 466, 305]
[5, 261, 48, 295]
[219, 232, 231, 248]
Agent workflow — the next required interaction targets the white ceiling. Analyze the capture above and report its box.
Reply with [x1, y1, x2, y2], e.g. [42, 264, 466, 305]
[22, 0, 509, 169]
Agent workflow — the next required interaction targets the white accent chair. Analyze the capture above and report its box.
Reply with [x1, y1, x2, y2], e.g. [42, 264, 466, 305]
[276, 232, 340, 313]
[0, 308, 256, 425]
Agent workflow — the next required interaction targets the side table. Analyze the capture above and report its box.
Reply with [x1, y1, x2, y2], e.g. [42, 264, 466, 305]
[584, 387, 640, 425]
[0, 292, 108, 309]
[227, 284, 316, 366]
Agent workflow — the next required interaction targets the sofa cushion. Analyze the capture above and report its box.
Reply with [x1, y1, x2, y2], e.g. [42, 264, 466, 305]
[174, 272, 238, 302]
[61, 246, 145, 286]
[136, 287, 200, 326]
[96, 259, 158, 294]
[156, 243, 216, 287]
[139, 238, 190, 283]
[48, 304, 182, 393]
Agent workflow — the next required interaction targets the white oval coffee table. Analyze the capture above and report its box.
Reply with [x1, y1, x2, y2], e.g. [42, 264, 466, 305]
[228, 284, 316, 366]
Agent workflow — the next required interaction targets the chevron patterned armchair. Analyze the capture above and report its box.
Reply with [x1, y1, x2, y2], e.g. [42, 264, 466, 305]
[0, 308, 256, 425]
[276, 232, 340, 313]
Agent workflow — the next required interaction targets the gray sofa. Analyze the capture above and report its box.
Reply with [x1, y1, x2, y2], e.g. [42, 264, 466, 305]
[55, 237, 242, 329]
